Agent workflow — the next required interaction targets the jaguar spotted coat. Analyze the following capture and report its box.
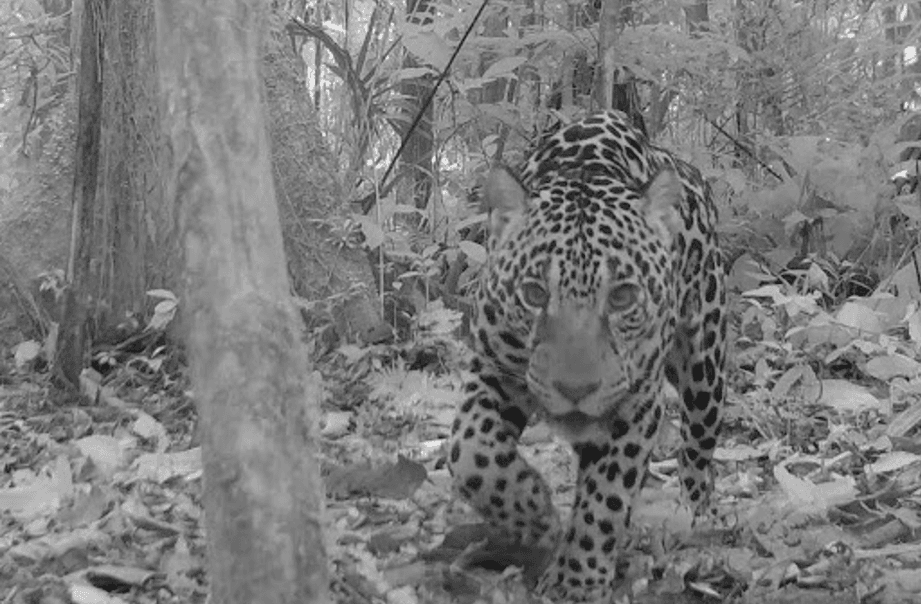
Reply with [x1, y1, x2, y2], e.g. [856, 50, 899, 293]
[448, 111, 727, 601]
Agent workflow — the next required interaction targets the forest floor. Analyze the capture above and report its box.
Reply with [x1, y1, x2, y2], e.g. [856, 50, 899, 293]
[3, 285, 921, 604]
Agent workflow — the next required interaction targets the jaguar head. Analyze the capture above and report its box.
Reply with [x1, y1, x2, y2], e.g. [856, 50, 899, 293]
[478, 166, 682, 436]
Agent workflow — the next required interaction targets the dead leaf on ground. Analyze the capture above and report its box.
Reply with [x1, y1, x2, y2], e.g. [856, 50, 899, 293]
[326, 455, 427, 500]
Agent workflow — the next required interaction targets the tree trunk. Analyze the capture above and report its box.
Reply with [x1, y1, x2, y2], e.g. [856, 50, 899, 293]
[685, 0, 709, 34]
[596, 0, 617, 111]
[399, 0, 435, 211]
[596, 0, 645, 133]
[92, 0, 177, 339]
[262, 22, 381, 342]
[154, 1, 329, 602]
[85, 0, 378, 349]
[56, 0, 104, 386]
[474, 9, 515, 160]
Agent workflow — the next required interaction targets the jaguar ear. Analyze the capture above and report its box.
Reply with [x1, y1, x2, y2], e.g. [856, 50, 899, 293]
[641, 168, 683, 241]
[482, 167, 528, 238]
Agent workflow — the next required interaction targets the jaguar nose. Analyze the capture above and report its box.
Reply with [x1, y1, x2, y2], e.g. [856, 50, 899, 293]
[553, 380, 600, 404]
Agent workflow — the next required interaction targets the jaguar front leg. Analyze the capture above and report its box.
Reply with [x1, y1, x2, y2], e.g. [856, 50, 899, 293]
[670, 248, 727, 518]
[448, 364, 562, 555]
[536, 397, 664, 602]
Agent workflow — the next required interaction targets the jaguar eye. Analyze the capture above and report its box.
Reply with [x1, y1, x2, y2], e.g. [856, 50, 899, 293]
[520, 281, 550, 308]
[608, 284, 639, 311]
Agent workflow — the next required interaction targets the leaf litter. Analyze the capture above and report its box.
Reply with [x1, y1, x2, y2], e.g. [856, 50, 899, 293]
[3, 291, 921, 603]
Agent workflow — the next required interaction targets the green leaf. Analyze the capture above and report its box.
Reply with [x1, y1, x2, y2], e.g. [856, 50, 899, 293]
[392, 66, 436, 81]
[402, 30, 451, 71]
[458, 241, 487, 265]
[482, 56, 527, 80]
[351, 214, 385, 249]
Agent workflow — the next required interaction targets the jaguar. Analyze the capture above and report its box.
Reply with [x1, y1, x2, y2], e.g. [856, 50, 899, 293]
[448, 111, 727, 601]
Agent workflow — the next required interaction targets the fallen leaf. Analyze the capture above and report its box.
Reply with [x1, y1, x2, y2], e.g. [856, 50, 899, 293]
[75, 435, 129, 478]
[326, 456, 427, 500]
[368, 531, 404, 555]
[132, 412, 169, 450]
[888, 400, 921, 438]
[715, 444, 765, 462]
[58, 485, 110, 528]
[162, 535, 198, 592]
[873, 568, 921, 600]
[384, 585, 419, 604]
[132, 448, 202, 483]
[817, 379, 880, 412]
[70, 584, 128, 604]
[84, 564, 156, 588]
[867, 451, 921, 474]
[321, 411, 352, 438]
[10, 527, 110, 564]
[0, 455, 73, 519]
[774, 462, 858, 510]
[865, 354, 921, 381]
[910, 308, 921, 343]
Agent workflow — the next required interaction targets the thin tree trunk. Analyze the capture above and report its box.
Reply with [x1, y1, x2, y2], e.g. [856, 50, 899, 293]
[57, 0, 103, 386]
[154, 1, 329, 602]
[400, 0, 434, 211]
[597, 0, 617, 111]
[597, 0, 645, 132]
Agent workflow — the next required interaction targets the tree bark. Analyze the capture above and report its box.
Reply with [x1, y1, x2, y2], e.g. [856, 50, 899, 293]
[262, 22, 381, 341]
[92, 0, 176, 338]
[154, 1, 329, 602]
[56, 0, 103, 386]
[399, 0, 435, 210]
[597, 0, 645, 133]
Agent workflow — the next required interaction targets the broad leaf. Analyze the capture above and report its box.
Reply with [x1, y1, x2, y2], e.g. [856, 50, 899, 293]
[482, 56, 527, 80]
[458, 241, 487, 264]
